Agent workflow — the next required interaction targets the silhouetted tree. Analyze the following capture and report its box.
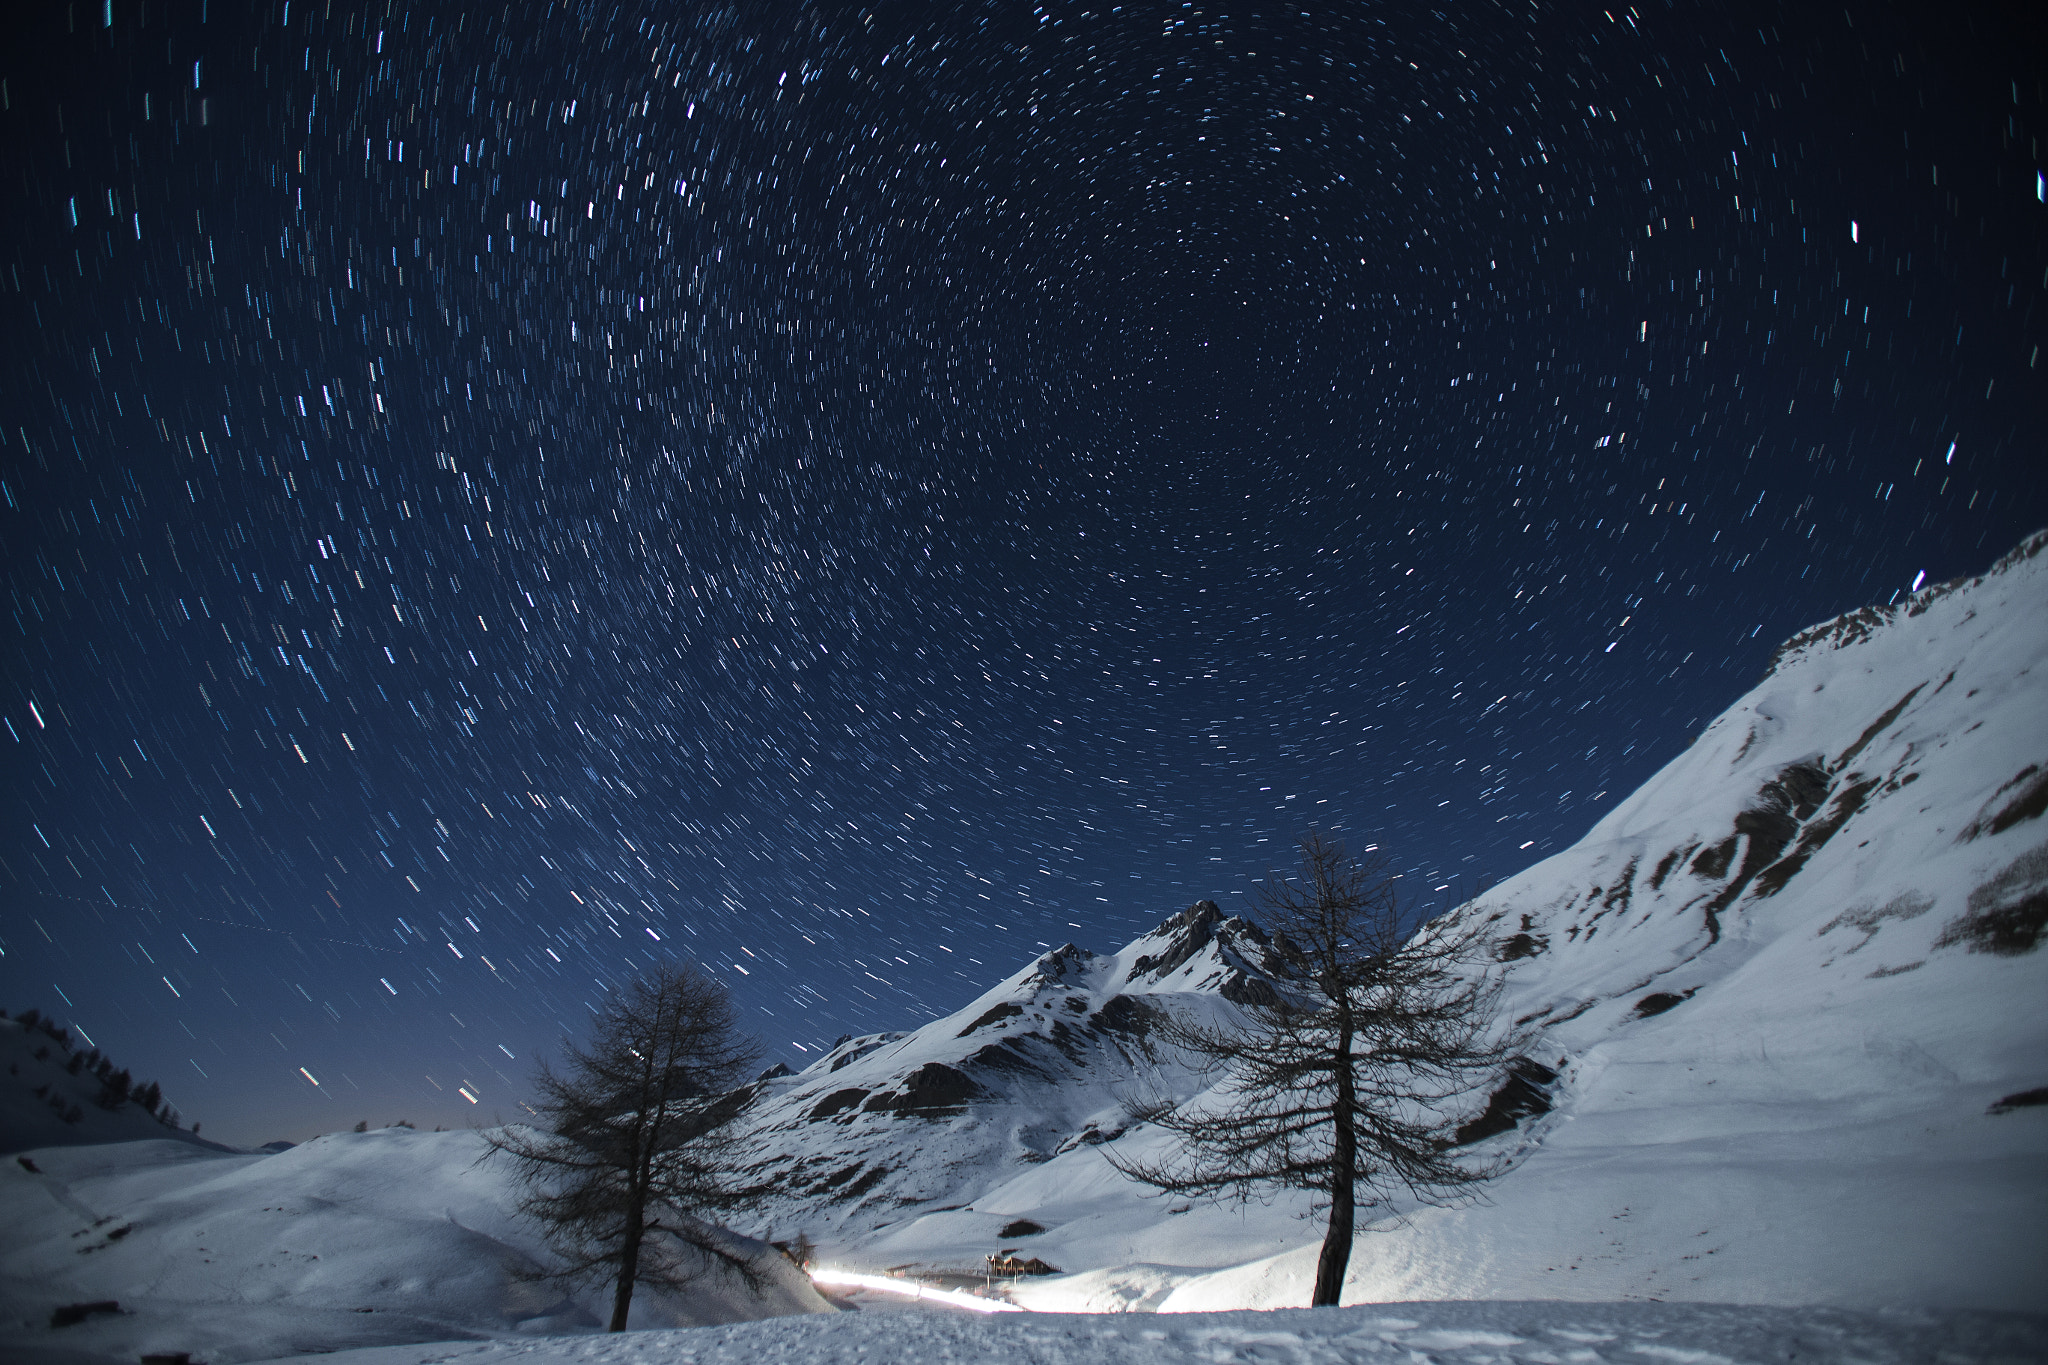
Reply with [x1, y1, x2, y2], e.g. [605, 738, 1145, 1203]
[353, 1119, 370, 1133]
[95, 1068, 133, 1110]
[483, 965, 762, 1331]
[1110, 832, 1523, 1306]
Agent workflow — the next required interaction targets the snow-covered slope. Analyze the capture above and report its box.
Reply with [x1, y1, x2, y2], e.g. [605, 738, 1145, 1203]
[0, 1014, 225, 1155]
[1263, 526, 2048, 1312]
[740, 532, 2048, 1315]
[729, 902, 1294, 1249]
[0, 1127, 830, 1364]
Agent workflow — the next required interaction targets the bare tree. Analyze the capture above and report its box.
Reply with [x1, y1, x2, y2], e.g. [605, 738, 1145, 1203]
[484, 965, 762, 1331]
[1110, 832, 1522, 1306]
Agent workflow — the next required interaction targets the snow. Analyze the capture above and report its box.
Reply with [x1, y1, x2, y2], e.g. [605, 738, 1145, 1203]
[0, 1128, 829, 1364]
[227, 1300, 2048, 1365]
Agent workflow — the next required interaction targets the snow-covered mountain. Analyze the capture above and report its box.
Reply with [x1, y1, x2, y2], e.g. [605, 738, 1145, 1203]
[729, 900, 1292, 1235]
[1304, 525, 2048, 1312]
[732, 531, 2048, 1314]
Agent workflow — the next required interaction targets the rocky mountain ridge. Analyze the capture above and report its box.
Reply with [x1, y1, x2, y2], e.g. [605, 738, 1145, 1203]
[728, 897, 1308, 1231]
[727, 531, 2047, 1314]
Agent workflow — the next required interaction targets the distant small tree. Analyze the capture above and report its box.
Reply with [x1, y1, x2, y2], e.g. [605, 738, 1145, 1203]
[96, 1068, 133, 1111]
[483, 965, 762, 1331]
[1110, 832, 1523, 1307]
[353, 1119, 370, 1133]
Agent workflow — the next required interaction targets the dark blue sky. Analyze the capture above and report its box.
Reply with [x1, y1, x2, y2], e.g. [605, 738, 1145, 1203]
[3, 0, 2042, 1145]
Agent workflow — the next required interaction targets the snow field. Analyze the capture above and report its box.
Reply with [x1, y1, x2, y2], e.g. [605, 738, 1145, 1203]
[234, 1300, 2048, 1365]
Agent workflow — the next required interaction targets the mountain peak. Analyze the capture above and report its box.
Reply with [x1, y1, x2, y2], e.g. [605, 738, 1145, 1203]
[728, 899, 1306, 1221]
[1020, 941, 1094, 989]
[1125, 899, 1224, 981]
[1117, 899, 1293, 1005]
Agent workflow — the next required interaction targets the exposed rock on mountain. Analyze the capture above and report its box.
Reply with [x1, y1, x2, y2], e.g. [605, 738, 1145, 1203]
[729, 898, 1305, 1230]
[732, 532, 2048, 1315]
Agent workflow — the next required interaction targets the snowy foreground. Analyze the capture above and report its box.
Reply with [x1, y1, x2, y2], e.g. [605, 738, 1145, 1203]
[12, 1133, 2045, 1365]
[237, 1300, 2048, 1365]
[0, 1130, 828, 1365]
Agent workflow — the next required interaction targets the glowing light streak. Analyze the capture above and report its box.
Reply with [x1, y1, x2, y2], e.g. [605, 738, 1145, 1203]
[809, 1268, 1025, 1313]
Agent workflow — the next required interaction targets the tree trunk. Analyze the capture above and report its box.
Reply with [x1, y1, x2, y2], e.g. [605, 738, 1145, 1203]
[609, 1201, 645, 1331]
[1312, 1024, 1357, 1307]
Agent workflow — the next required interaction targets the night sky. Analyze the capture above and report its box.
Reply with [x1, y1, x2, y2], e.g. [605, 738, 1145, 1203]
[3, 0, 2042, 1146]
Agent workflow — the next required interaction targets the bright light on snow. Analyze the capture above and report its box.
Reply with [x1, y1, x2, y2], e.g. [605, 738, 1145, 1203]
[809, 1268, 1022, 1313]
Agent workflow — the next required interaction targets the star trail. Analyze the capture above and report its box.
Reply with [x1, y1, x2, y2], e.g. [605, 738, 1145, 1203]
[3, 0, 2043, 1143]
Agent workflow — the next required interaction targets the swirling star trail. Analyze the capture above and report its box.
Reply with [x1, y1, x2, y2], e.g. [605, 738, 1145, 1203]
[2, 0, 2041, 1141]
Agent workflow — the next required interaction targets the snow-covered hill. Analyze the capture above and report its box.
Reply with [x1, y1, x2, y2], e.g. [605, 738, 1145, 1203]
[0, 1012, 226, 1156]
[0, 1128, 830, 1364]
[732, 532, 2048, 1314]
